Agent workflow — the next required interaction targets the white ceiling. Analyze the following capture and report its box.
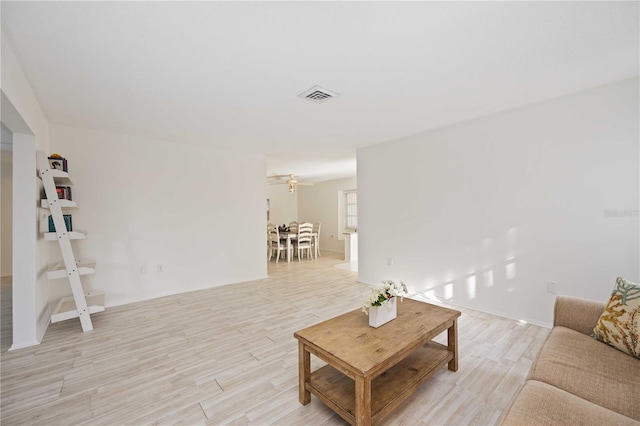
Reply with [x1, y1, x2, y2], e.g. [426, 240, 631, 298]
[1, 1, 638, 182]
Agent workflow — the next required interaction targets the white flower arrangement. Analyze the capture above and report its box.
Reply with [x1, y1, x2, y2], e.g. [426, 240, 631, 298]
[362, 280, 408, 315]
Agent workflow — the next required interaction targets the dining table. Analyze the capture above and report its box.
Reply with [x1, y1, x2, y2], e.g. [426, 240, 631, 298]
[279, 230, 319, 262]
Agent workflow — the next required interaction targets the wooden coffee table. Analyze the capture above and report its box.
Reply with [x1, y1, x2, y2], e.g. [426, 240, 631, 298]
[294, 298, 461, 426]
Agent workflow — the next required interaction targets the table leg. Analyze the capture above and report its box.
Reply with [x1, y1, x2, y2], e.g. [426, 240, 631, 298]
[287, 236, 291, 262]
[448, 319, 458, 372]
[298, 341, 311, 405]
[354, 375, 372, 425]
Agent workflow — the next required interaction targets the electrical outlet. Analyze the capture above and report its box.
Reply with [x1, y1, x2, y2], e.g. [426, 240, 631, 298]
[140, 265, 147, 275]
[546, 281, 557, 294]
[39, 210, 49, 232]
[387, 258, 393, 267]
[157, 264, 163, 273]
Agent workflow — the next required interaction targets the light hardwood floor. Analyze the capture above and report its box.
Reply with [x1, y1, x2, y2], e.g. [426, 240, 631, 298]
[0, 253, 549, 425]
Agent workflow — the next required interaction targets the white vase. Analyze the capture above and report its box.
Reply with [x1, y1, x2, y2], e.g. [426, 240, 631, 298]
[368, 297, 397, 328]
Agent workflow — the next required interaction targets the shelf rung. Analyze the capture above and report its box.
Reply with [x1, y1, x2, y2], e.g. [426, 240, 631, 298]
[47, 261, 96, 280]
[51, 292, 105, 323]
[44, 231, 87, 241]
[41, 199, 79, 209]
[50, 169, 73, 185]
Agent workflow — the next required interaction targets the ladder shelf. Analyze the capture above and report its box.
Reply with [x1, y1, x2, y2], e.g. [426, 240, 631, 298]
[37, 151, 104, 332]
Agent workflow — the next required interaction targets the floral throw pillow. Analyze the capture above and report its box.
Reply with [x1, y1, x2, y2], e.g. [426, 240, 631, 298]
[592, 277, 640, 359]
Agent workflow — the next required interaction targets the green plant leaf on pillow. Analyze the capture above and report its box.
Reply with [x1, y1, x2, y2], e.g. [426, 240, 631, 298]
[615, 277, 640, 305]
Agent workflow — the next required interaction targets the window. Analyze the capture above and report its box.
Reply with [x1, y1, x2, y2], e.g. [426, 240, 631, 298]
[344, 190, 357, 231]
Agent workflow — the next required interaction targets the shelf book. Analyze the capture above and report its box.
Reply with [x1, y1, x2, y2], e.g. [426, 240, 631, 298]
[56, 186, 72, 201]
[48, 214, 72, 232]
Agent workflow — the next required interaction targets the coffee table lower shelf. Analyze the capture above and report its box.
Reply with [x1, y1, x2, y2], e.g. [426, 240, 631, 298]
[306, 342, 453, 425]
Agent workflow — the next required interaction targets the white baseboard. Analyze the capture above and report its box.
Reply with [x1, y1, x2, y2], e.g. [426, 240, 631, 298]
[9, 339, 41, 351]
[7, 310, 50, 351]
[357, 278, 552, 328]
[434, 298, 552, 329]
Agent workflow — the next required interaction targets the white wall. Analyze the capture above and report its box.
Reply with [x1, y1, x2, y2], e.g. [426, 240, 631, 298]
[297, 177, 357, 254]
[1, 123, 13, 149]
[267, 184, 298, 226]
[50, 124, 267, 307]
[1, 34, 52, 348]
[1, 148, 13, 277]
[358, 78, 639, 327]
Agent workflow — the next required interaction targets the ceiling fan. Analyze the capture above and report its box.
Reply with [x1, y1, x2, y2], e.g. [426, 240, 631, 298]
[268, 174, 314, 193]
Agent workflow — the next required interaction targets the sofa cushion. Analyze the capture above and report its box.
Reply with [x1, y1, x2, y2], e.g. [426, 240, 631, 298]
[501, 380, 639, 426]
[530, 326, 640, 420]
[592, 277, 640, 358]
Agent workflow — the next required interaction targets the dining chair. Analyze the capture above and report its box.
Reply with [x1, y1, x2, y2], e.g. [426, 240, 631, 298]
[288, 222, 299, 258]
[294, 222, 314, 261]
[312, 222, 321, 258]
[267, 223, 275, 259]
[267, 224, 288, 263]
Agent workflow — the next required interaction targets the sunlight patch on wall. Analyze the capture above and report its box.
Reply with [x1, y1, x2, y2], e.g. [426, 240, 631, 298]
[506, 258, 517, 292]
[466, 275, 477, 300]
[505, 260, 516, 280]
[483, 269, 494, 287]
[443, 282, 453, 300]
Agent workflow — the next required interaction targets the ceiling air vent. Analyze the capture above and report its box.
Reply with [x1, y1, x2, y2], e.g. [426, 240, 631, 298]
[298, 85, 339, 104]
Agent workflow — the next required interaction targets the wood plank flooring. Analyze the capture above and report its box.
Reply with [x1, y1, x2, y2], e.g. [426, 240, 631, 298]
[0, 253, 549, 425]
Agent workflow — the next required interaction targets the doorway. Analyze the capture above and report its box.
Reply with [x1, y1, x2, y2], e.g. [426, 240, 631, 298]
[1, 125, 13, 351]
